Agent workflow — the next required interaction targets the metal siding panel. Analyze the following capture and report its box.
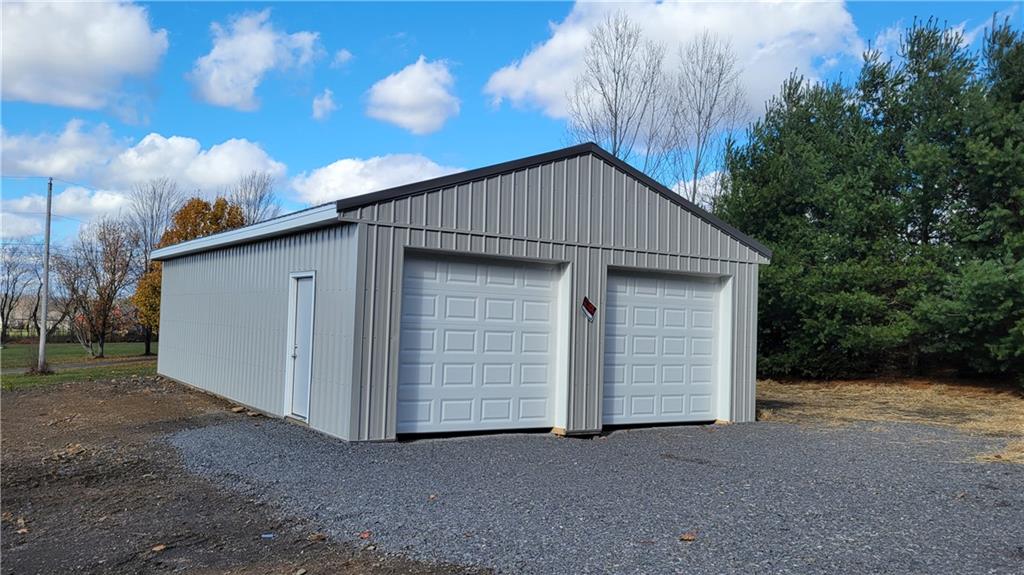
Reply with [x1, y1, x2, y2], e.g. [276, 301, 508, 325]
[565, 156, 578, 244]
[470, 180, 485, 233]
[526, 166, 540, 238]
[158, 224, 358, 439]
[331, 152, 765, 438]
[485, 177, 499, 233]
[552, 161, 565, 243]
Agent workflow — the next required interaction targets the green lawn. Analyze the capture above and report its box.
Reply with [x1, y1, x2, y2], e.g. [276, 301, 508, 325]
[0, 342, 157, 369]
[1, 361, 157, 390]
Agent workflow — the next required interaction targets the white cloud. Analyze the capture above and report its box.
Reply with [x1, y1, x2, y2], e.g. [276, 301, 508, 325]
[485, 1, 863, 117]
[106, 134, 286, 191]
[870, 23, 903, 60]
[291, 154, 460, 204]
[366, 56, 460, 134]
[1, 212, 43, 239]
[672, 170, 723, 209]
[1, 120, 120, 181]
[4, 187, 129, 219]
[2, 120, 286, 193]
[1, 2, 167, 110]
[1, 122, 288, 236]
[332, 48, 354, 68]
[189, 9, 320, 111]
[312, 89, 338, 120]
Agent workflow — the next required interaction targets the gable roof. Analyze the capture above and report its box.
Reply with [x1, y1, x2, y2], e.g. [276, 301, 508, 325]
[337, 143, 771, 258]
[152, 142, 770, 261]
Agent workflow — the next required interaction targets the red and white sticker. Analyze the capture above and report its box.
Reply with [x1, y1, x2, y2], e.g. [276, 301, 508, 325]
[581, 297, 597, 322]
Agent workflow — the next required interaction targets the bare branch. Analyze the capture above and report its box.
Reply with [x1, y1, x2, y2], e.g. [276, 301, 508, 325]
[229, 171, 281, 225]
[670, 31, 746, 204]
[126, 177, 184, 265]
[567, 12, 672, 178]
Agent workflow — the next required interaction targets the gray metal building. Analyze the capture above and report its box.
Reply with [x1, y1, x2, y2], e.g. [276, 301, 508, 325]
[151, 143, 770, 441]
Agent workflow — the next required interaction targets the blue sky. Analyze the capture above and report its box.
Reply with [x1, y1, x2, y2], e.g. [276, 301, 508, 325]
[2, 1, 1019, 243]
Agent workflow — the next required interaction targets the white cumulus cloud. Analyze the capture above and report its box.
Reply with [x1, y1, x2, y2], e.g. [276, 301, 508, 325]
[2, 119, 286, 200]
[189, 9, 320, 111]
[485, 1, 863, 117]
[0, 212, 43, 239]
[366, 56, 460, 134]
[312, 89, 338, 120]
[1, 120, 120, 181]
[1, 2, 168, 110]
[332, 48, 354, 68]
[291, 154, 461, 204]
[1, 121, 289, 236]
[4, 187, 129, 219]
[106, 134, 286, 191]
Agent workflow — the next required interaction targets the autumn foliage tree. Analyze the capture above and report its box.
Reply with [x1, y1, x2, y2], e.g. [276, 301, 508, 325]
[132, 198, 245, 343]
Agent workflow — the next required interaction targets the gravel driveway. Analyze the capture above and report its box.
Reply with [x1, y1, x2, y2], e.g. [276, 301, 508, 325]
[169, 420, 1023, 574]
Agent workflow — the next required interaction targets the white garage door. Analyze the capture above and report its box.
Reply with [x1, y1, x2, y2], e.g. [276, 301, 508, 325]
[397, 256, 558, 433]
[603, 273, 719, 424]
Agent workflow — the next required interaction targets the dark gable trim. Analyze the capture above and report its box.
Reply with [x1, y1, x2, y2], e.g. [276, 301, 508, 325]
[336, 142, 772, 259]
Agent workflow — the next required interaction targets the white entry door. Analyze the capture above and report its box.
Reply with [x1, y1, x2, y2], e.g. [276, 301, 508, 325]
[288, 274, 315, 420]
[397, 256, 558, 433]
[603, 273, 719, 424]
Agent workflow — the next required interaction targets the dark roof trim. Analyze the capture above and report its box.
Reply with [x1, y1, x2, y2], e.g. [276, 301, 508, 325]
[336, 142, 771, 259]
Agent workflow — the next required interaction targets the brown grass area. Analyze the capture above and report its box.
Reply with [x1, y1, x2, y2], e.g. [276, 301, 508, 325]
[757, 378, 1024, 463]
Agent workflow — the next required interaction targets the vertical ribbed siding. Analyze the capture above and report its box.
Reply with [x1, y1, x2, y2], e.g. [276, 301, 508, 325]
[158, 223, 359, 439]
[342, 154, 767, 265]
[342, 156, 763, 440]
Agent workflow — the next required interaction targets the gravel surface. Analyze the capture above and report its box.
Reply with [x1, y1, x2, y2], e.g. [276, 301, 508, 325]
[169, 420, 1024, 574]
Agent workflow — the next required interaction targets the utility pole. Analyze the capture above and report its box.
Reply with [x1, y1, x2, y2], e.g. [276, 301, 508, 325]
[37, 177, 52, 372]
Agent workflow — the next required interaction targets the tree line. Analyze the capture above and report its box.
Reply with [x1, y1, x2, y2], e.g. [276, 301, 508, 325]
[0, 171, 279, 359]
[717, 18, 1023, 383]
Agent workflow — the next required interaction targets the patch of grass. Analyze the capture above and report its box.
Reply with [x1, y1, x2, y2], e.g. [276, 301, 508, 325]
[1, 361, 157, 390]
[0, 342, 157, 369]
[757, 378, 1024, 438]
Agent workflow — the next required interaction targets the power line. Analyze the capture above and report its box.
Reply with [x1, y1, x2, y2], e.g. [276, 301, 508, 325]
[2, 174, 108, 193]
[3, 210, 89, 224]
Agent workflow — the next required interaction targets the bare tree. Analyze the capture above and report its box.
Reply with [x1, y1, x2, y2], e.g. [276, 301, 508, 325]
[0, 244, 35, 343]
[126, 177, 183, 355]
[669, 31, 745, 204]
[567, 12, 671, 177]
[229, 171, 280, 225]
[127, 177, 183, 264]
[53, 219, 139, 358]
[29, 263, 70, 341]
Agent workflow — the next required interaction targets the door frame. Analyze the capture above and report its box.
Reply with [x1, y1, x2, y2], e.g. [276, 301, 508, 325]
[284, 270, 316, 420]
[393, 249, 570, 434]
[600, 267, 734, 425]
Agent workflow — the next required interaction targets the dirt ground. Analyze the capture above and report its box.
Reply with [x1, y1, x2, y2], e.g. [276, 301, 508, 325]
[0, 377, 488, 575]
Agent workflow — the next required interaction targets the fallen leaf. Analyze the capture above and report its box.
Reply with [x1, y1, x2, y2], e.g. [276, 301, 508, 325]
[427, 494, 438, 502]
[151, 544, 167, 552]
[679, 532, 698, 542]
[230, 406, 245, 413]
[359, 530, 373, 540]
[246, 411, 261, 417]
[16, 528, 29, 535]
[307, 532, 326, 542]
[294, 569, 308, 575]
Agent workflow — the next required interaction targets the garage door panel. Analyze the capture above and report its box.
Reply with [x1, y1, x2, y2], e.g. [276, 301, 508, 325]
[603, 273, 719, 425]
[398, 256, 558, 433]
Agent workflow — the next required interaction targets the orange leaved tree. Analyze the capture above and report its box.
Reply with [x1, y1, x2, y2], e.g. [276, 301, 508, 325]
[131, 198, 245, 353]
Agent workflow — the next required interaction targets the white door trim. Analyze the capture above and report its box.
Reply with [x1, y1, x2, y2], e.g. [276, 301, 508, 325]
[284, 271, 316, 420]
